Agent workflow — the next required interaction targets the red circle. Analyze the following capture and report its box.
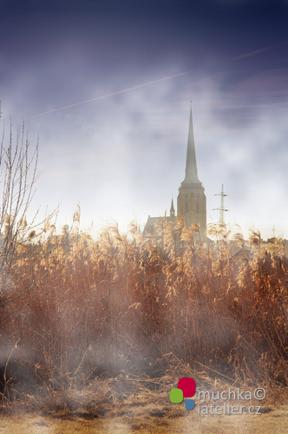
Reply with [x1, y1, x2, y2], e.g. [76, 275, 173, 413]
[177, 377, 196, 398]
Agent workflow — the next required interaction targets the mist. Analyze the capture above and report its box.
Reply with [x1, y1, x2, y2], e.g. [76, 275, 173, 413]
[1, 69, 286, 238]
[0, 0, 287, 238]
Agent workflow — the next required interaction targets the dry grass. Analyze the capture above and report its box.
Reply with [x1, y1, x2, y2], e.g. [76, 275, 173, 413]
[0, 221, 287, 413]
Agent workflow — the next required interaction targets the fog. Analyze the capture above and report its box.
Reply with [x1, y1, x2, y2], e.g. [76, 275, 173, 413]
[0, 49, 287, 239]
[5, 70, 285, 239]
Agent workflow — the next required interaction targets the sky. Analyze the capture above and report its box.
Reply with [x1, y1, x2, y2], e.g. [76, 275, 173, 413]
[0, 0, 288, 237]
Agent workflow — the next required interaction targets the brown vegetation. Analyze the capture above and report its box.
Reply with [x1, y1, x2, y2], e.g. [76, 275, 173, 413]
[0, 220, 287, 410]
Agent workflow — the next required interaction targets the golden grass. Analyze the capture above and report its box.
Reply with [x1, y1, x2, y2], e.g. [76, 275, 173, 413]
[0, 222, 287, 409]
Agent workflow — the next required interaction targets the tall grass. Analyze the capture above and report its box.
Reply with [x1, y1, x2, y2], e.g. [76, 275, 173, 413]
[0, 221, 287, 400]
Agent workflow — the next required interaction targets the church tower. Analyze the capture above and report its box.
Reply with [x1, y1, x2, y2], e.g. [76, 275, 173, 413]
[177, 106, 206, 236]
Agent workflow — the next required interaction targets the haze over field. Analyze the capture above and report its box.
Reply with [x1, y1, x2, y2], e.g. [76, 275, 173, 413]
[0, 4, 288, 434]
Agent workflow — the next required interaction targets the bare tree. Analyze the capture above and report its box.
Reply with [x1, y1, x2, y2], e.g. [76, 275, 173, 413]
[0, 106, 38, 268]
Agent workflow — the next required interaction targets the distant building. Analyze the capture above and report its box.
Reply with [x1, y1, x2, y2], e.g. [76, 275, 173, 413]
[144, 106, 207, 239]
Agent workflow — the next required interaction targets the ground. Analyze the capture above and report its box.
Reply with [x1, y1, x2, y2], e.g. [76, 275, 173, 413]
[0, 405, 288, 434]
[1, 366, 287, 433]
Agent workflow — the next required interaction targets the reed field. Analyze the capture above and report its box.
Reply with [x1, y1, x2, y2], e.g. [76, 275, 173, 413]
[0, 219, 287, 420]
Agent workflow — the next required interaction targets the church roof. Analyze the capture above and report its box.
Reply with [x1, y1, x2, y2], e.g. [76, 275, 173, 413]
[143, 216, 175, 237]
[184, 104, 200, 183]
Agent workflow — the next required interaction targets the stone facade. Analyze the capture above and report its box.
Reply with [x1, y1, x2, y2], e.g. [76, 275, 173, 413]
[144, 106, 207, 239]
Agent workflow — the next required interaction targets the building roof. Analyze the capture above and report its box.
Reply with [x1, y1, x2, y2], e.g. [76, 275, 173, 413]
[143, 216, 175, 237]
[184, 104, 199, 184]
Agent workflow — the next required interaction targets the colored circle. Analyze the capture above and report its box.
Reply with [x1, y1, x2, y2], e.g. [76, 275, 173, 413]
[177, 377, 196, 398]
[169, 387, 184, 404]
[184, 399, 196, 411]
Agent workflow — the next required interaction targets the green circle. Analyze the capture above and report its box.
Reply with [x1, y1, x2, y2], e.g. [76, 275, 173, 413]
[169, 387, 184, 404]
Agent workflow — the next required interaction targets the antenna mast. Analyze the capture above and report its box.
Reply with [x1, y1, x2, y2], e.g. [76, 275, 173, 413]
[214, 184, 228, 226]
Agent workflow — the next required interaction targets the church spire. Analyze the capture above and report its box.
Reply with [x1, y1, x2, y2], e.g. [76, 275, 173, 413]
[177, 104, 206, 235]
[184, 103, 199, 183]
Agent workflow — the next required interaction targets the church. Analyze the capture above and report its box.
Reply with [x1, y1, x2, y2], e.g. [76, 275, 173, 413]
[144, 106, 207, 239]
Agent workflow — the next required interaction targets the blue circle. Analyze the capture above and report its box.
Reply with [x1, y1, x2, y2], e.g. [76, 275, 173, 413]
[184, 399, 196, 411]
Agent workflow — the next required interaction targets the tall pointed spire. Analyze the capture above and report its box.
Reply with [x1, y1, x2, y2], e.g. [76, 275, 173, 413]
[177, 104, 206, 235]
[184, 103, 199, 183]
